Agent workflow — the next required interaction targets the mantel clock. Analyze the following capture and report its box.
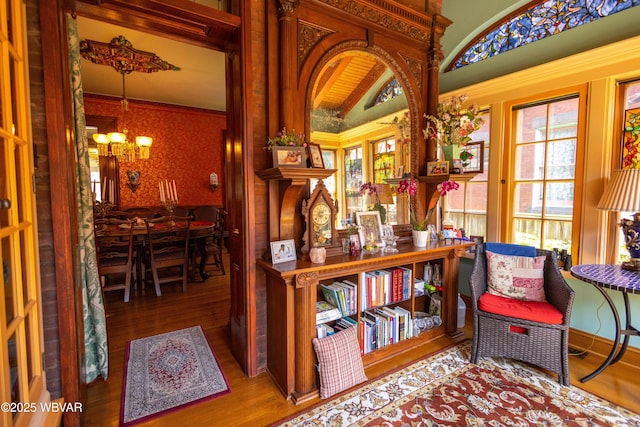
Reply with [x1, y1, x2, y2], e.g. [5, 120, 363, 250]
[303, 180, 337, 253]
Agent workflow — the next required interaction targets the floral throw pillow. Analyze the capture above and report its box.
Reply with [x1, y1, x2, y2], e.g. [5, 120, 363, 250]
[312, 325, 367, 399]
[486, 251, 547, 301]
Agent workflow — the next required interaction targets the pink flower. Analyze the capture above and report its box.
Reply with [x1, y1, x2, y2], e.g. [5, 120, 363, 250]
[397, 179, 459, 231]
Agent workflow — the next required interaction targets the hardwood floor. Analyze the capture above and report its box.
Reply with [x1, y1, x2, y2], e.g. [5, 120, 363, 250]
[83, 254, 640, 426]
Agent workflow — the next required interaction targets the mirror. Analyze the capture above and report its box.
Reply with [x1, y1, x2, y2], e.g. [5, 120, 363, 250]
[309, 50, 412, 229]
[86, 115, 120, 207]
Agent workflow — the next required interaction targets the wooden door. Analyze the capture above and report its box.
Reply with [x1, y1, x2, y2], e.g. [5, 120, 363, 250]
[1, 1, 52, 425]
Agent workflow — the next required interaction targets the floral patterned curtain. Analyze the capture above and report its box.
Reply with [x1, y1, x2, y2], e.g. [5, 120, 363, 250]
[66, 14, 109, 382]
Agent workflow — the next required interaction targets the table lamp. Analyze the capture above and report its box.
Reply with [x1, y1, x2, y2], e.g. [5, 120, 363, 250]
[597, 168, 640, 270]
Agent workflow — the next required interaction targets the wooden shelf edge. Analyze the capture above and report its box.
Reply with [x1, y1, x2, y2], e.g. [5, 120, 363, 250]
[417, 172, 479, 183]
[256, 167, 337, 181]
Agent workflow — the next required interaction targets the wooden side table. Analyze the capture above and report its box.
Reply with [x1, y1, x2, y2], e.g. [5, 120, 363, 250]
[570, 264, 640, 382]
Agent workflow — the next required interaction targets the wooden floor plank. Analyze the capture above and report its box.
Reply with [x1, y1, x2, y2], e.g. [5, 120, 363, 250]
[83, 254, 640, 426]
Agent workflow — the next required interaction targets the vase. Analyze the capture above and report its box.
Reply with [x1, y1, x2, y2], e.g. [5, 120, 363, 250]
[309, 247, 326, 263]
[441, 144, 461, 170]
[412, 230, 430, 247]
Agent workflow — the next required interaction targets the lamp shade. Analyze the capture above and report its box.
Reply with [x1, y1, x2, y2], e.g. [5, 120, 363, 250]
[597, 169, 640, 212]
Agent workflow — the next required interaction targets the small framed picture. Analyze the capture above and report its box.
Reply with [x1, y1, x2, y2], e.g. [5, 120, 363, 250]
[462, 141, 484, 173]
[307, 143, 325, 168]
[272, 146, 307, 168]
[270, 239, 297, 264]
[355, 211, 385, 248]
[349, 234, 361, 251]
[427, 161, 449, 176]
[451, 159, 463, 174]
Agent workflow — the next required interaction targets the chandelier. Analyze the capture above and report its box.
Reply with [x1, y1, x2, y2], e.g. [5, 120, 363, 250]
[92, 72, 152, 162]
[80, 35, 180, 162]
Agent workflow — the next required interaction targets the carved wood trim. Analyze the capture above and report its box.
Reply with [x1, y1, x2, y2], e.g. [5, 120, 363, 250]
[315, 0, 432, 43]
[298, 21, 334, 68]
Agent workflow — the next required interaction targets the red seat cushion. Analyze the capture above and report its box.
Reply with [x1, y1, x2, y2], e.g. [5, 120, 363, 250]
[478, 292, 563, 324]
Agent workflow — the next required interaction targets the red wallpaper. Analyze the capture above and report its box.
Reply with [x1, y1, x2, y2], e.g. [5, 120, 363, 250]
[84, 95, 226, 208]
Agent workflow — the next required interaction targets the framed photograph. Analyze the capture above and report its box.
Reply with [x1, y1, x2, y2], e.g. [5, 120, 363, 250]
[270, 239, 297, 264]
[307, 143, 325, 168]
[349, 234, 361, 251]
[462, 141, 484, 173]
[272, 146, 307, 168]
[427, 161, 449, 176]
[355, 211, 385, 247]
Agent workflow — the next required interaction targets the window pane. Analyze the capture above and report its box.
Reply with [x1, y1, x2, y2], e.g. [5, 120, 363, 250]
[344, 146, 362, 222]
[548, 98, 578, 139]
[516, 104, 546, 143]
[513, 218, 541, 247]
[544, 181, 574, 217]
[543, 220, 572, 252]
[547, 139, 576, 179]
[465, 182, 488, 212]
[514, 182, 543, 217]
[515, 143, 545, 180]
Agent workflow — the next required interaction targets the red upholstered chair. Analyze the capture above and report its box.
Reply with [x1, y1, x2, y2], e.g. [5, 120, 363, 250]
[469, 243, 575, 385]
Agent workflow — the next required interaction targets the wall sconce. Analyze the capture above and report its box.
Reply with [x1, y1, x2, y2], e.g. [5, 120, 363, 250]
[126, 170, 141, 193]
[209, 172, 219, 191]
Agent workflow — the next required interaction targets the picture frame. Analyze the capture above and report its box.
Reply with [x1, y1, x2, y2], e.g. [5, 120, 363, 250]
[355, 211, 385, 248]
[462, 141, 484, 173]
[272, 146, 307, 168]
[427, 161, 449, 176]
[307, 143, 325, 168]
[270, 239, 297, 264]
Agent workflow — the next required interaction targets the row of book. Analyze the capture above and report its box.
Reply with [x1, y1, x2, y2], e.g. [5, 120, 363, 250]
[360, 306, 413, 354]
[320, 281, 358, 317]
[360, 267, 412, 310]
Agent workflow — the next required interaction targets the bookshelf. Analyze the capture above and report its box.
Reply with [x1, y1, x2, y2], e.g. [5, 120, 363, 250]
[258, 240, 472, 403]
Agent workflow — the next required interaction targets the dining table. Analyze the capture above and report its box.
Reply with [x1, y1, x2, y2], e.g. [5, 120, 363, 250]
[95, 219, 215, 286]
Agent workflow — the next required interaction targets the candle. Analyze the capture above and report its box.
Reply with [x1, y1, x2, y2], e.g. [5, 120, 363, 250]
[172, 180, 178, 202]
[101, 177, 106, 200]
[159, 181, 165, 202]
[109, 180, 114, 202]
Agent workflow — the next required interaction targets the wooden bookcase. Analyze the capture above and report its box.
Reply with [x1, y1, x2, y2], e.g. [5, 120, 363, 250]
[258, 240, 472, 403]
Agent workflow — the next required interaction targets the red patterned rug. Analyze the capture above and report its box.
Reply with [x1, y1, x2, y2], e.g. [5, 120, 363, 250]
[120, 326, 230, 426]
[275, 341, 640, 426]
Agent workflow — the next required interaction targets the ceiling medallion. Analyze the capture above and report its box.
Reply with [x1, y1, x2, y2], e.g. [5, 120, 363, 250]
[79, 35, 180, 74]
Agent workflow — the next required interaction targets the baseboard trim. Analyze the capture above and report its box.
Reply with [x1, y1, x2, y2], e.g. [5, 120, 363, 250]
[569, 328, 640, 368]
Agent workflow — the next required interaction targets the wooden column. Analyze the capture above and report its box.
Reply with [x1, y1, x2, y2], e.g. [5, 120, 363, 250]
[292, 272, 319, 403]
[278, 0, 299, 129]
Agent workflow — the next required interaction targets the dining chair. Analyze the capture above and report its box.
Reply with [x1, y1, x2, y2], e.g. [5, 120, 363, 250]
[95, 218, 136, 302]
[143, 215, 192, 296]
[191, 209, 227, 278]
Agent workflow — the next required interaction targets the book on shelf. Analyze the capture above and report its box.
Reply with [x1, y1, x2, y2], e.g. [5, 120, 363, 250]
[316, 323, 335, 338]
[316, 300, 342, 325]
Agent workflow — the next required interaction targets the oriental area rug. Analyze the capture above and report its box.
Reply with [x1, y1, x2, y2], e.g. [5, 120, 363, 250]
[274, 341, 640, 426]
[120, 326, 230, 426]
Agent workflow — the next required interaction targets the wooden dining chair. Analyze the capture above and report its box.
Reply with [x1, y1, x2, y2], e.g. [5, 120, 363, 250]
[95, 218, 136, 302]
[143, 215, 192, 296]
[191, 209, 227, 278]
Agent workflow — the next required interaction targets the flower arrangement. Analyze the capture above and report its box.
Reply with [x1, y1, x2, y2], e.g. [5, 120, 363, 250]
[266, 127, 307, 150]
[396, 178, 460, 231]
[423, 94, 484, 147]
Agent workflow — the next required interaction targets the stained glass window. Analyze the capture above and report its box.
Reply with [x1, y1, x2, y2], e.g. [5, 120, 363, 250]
[451, 1, 640, 70]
